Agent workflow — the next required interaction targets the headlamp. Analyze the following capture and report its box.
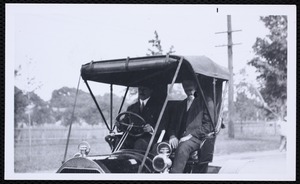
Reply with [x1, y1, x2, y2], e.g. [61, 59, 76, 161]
[152, 154, 172, 172]
[77, 141, 90, 157]
[156, 142, 172, 156]
[152, 142, 172, 172]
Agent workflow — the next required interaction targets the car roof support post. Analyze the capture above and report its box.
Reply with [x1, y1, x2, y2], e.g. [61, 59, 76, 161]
[84, 80, 111, 131]
[138, 56, 184, 173]
[192, 73, 216, 134]
[213, 78, 217, 126]
[62, 74, 81, 164]
[110, 84, 113, 133]
[112, 86, 129, 131]
[215, 81, 228, 134]
[118, 86, 129, 114]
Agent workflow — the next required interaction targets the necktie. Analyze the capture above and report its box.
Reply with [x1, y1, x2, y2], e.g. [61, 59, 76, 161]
[140, 101, 145, 112]
[187, 96, 194, 111]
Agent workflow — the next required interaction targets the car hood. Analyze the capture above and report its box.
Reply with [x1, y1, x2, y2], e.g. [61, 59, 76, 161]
[57, 149, 155, 173]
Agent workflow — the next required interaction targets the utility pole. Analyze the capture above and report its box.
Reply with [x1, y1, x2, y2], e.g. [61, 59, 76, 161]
[215, 15, 241, 138]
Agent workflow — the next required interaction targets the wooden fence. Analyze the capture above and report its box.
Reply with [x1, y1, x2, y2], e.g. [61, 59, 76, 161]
[14, 121, 279, 146]
[14, 126, 109, 146]
[13, 121, 280, 173]
[232, 121, 279, 136]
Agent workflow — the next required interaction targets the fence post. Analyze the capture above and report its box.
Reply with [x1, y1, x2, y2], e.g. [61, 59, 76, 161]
[274, 121, 277, 135]
[240, 120, 243, 133]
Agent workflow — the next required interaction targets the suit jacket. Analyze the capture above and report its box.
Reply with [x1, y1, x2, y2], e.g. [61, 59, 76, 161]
[127, 97, 166, 141]
[168, 97, 213, 140]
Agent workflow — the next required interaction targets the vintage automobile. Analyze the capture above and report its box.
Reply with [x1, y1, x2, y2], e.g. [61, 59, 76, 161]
[57, 55, 229, 173]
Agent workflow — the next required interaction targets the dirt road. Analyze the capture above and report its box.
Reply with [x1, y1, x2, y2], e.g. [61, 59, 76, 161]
[211, 149, 287, 174]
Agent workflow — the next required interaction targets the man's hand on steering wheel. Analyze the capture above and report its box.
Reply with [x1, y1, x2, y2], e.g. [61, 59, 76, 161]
[143, 124, 154, 133]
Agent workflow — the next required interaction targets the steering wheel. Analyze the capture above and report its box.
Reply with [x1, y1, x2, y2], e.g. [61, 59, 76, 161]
[115, 111, 146, 137]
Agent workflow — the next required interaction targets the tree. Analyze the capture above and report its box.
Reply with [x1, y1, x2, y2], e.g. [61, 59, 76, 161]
[233, 68, 265, 121]
[50, 87, 129, 126]
[146, 30, 175, 56]
[128, 31, 177, 96]
[28, 92, 55, 125]
[50, 87, 89, 126]
[14, 59, 44, 127]
[15, 64, 49, 126]
[234, 92, 256, 121]
[15, 85, 54, 127]
[14, 86, 29, 127]
[248, 16, 287, 120]
[234, 82, 266, 122]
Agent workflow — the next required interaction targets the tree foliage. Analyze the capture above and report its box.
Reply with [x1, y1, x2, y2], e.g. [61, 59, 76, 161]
[15, 85, 130, 127]
[146, 30, 175, 56]
[127, 31, 177, 96]
[234, 92, 256, 121]
[50, 87, 129, 126]
[14, 86, 55, 126]
[234, 81, 266, 121]
[28, 92, 55, 125]
[51, 87, 91, 126]
[248, 15, 287, 119]
[14, 86, 29, 127]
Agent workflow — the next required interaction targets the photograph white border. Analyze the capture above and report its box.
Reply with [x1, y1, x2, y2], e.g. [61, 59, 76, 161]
[5, 4, 296, 181]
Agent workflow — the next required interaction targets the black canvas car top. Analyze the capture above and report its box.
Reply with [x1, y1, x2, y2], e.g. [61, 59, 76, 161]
[81, 55, 229, 86]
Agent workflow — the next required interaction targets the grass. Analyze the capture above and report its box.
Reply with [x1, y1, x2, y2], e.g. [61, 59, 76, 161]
[14, 140, 111, 173]
[213, 122, 280, 155]
[214, 132, 280, 155]
[14, 125, 281, 173]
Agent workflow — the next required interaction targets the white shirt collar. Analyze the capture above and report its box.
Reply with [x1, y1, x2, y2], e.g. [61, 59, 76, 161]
[139, 97, 150, 106]
[187, 95, 195, 101]
[186, 95, 194, 111]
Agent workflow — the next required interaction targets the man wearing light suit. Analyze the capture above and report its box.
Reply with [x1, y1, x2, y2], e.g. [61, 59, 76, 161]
[168, 80, 213, 173]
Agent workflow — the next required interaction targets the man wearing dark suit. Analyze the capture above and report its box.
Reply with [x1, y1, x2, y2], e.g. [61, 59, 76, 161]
[168, 80, 213, 173]
[120, 86, 164, 151]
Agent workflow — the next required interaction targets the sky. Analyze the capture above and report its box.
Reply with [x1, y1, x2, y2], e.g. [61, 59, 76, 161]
[6, 4, 293, 101]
